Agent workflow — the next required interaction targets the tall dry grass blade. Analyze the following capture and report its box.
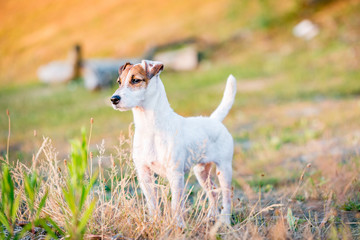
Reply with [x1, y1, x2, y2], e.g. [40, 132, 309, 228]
[290, 163, 311, 200]
[6, 109, 10, 164]
[32, 137, 49, 170]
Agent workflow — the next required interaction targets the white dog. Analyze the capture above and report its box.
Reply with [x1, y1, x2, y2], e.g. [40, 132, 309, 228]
[111, 60, 236, 225]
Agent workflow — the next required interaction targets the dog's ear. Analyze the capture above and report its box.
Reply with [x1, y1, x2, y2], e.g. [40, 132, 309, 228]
[119, 62, 132, 75]
[143, 60, 164, 79]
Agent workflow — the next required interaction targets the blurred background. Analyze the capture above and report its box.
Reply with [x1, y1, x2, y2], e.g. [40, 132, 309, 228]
[0, 0, 360, 185]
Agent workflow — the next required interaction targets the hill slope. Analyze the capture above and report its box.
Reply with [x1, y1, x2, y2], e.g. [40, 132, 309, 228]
[0, 0, 359, 85]
[0, 0, 236, 84]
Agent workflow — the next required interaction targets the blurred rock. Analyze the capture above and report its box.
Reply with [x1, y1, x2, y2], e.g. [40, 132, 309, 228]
[38, 39, 200, 90]
[37, 44, 82, 84]
[37, 61, 74, 83]
[83, 58, 140, 90]
[292, 19, 319, 40]
[153, 46, 199, 71]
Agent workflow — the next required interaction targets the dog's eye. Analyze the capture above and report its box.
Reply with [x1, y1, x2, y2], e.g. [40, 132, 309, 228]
[117, 78, 121, 85]
[131, 78, 142, 84]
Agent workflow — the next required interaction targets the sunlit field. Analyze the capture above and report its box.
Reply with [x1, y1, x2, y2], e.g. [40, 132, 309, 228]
[1, 0, 360, 239]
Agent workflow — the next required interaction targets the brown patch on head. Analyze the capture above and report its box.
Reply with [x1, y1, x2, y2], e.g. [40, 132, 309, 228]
[148, 63, 164, 79]
[126, 64, 150, 89]
[117, 61, 164, 89]
[117, 62, 133, 85]
[119, 62, 132, 75]
[143, 61, 164, 80]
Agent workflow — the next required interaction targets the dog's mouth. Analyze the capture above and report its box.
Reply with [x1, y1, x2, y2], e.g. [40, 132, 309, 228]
[112, 104, 130, 112]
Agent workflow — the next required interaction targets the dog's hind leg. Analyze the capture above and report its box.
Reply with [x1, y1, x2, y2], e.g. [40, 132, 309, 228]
[193, 163, 219, 218]
[215, 161, 232, 224]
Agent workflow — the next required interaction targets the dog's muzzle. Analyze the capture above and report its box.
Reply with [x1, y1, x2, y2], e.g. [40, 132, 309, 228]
[110, 95, 121, 105]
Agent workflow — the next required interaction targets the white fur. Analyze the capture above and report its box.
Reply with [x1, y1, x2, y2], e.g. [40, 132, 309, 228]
[111, 60, 237, 226]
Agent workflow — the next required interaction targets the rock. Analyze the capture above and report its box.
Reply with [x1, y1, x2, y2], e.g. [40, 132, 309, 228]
[37, 61, 73, 84]
[153, 46, 198, 71]
[37, 44, 82, 84]
[292, 19, 319, 40]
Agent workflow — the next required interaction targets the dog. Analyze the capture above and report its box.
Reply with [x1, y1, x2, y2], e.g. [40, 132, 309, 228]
[110, 60, 236, 226]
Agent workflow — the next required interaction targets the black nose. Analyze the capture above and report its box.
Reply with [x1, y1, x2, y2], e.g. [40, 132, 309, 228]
[111, 95, 121, 105]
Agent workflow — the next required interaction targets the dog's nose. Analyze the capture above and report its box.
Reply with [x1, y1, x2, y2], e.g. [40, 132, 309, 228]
[110, 95, 121, 105]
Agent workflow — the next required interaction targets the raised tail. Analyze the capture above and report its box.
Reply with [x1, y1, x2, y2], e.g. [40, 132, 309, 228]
[210, 74, 237, 122]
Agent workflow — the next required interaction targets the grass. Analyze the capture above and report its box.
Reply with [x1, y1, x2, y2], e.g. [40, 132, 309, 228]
[1, 123, 359, 239]
[0, 25, 359, 238]
[343, 198, 360, 212]
[1, 0, 360, 238]
[2, 32, 359, 153]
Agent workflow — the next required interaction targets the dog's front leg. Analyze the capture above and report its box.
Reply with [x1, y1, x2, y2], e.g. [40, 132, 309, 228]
[167, 170, 185, 227]
[136, 165, 158, 216]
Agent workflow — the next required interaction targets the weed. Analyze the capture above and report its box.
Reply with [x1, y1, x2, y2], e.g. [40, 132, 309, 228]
[248, 176, 279, 192]
[342, 199, 360, 212]
[0, 164, 21, 239]
[295, 195, 305, 202]
[61, 129, 97, 240]
[23, 172, 48, 223]
[287, 207, 298, 232]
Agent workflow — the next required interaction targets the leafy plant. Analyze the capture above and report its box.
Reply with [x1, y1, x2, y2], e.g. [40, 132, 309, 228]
[20, 172, 62, 239]
[0, 164, 21, 239]
[23, 172, 48, 224]
[61, 129, 97, 240]
[286, 207, 298, 232]
[342, 199, 360, 212]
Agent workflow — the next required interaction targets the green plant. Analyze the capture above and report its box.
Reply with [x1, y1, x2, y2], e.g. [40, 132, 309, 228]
[295, 194, 305, 202]
[342, 199, 360, 212]
[286, 207, 298, 232]
[20, 172, 62, 239]
[61, 129, 97, 240]
[0, 164, 21, 239]
[23, 172, 48, 224]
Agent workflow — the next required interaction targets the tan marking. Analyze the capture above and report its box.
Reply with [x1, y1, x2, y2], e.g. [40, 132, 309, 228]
[119, 62, 132, 75]
[134, 106, 145, 112]
[123, 64, 150, 89]
[117, 61, 163, 89]
[118, 63, 133, 86]
[148, 63, 163, 79]
[130, 64, 149, 84]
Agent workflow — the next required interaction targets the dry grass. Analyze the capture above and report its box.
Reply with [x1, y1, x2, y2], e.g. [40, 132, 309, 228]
[1, 120, 359, 239]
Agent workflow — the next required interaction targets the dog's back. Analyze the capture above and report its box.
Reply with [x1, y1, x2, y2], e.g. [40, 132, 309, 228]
[182, 116, 234, 169]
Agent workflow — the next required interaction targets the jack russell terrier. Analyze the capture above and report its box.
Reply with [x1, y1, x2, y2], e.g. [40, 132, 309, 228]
[110, 60, 237, 226]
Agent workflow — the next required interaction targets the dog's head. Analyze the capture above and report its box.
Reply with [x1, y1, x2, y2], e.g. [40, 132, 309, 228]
[110, 60, 164, 111]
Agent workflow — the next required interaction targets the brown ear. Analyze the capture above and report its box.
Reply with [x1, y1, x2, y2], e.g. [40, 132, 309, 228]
[145, 62, 164, 79]
[119, 62, 132, 75]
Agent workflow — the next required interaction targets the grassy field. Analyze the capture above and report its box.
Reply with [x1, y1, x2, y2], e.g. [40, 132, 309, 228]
[1, 0, 360, 239]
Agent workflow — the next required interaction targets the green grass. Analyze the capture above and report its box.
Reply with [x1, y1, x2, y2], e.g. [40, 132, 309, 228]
[1, 1, 360, 238]
[1, 34, 360, 164]
[343, 199, 360, 212]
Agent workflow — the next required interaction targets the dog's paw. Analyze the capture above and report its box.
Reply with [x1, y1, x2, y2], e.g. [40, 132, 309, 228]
[174, 215, 186, 229]
[217, 214, 231, 225]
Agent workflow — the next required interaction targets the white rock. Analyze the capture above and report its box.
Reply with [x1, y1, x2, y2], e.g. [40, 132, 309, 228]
[153, 46, 198, 71]
[293, 19, 319, 40]
[37, 61, 73, 83]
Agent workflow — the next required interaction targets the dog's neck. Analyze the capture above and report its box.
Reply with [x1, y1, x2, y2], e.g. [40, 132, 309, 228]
[132, 78, 175, 130]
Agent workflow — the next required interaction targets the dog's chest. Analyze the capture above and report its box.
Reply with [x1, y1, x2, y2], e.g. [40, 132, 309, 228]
[133, 130, 175, 176]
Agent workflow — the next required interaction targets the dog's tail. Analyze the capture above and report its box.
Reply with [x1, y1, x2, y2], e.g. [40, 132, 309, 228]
[210, 74, 237, 122]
